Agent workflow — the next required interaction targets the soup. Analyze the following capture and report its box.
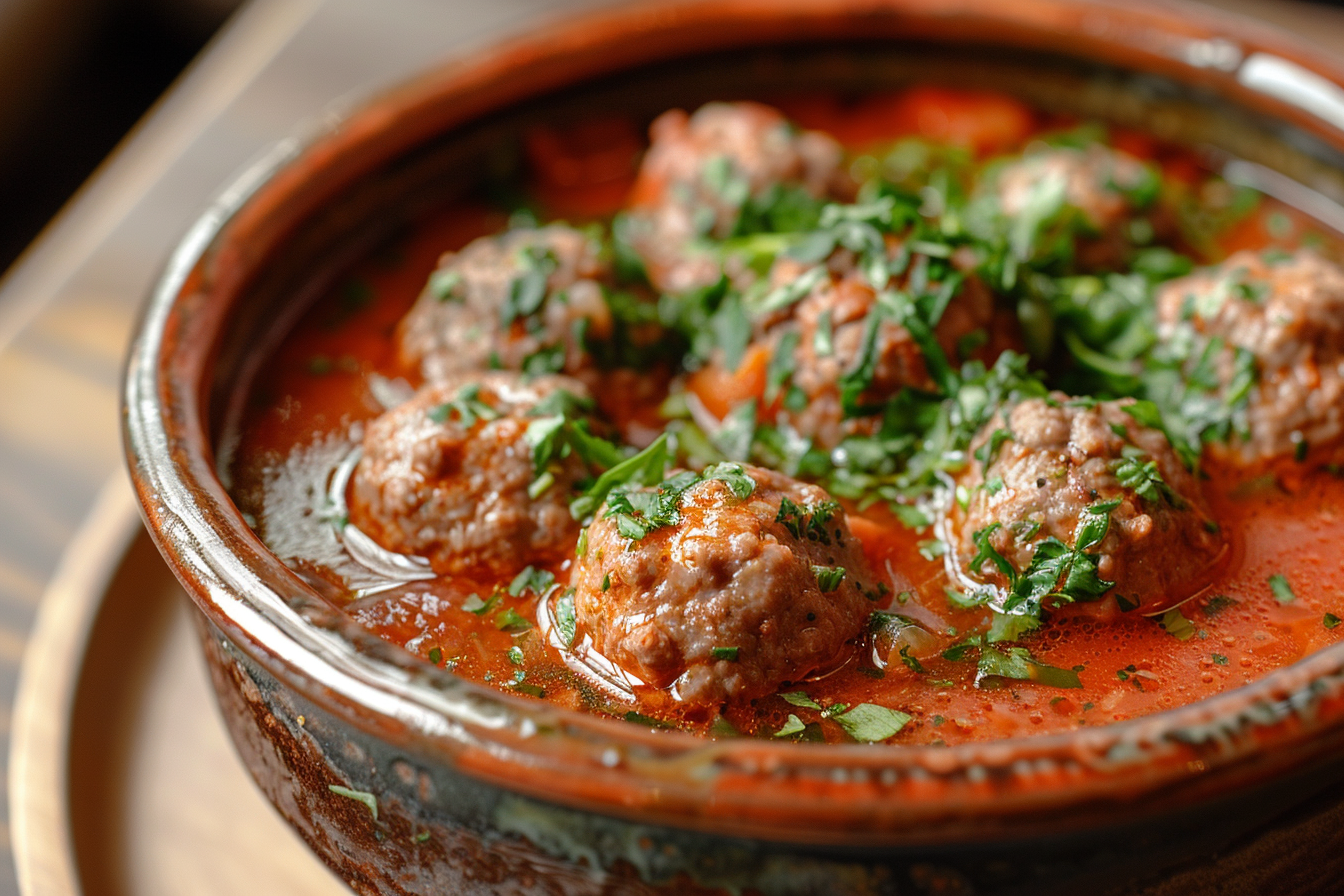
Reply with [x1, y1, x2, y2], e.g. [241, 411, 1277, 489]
[224, 86, 1344, 748]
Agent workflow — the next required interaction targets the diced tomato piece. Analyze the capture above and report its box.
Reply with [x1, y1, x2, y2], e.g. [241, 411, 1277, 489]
[685, 344, 770, 421]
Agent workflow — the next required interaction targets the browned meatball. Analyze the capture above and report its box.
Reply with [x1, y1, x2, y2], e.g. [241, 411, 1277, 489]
[624, 102, 848, 293]
[763, 251, 996, 449]
[572, 464, 879, 705]
[397, 225, 613, 383]
[349, 373, 590, 576]
[1155, 249, 1344, 466]
[993, 144, 1157, 270]
[949, 396, 1225, 614]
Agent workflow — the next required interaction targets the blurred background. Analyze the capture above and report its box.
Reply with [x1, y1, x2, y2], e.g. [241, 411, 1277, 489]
[3, 0, 1344, 283]
[0, 0, 241, 277]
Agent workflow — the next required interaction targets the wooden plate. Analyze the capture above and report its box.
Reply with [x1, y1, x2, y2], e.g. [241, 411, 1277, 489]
[8, 477, 345, 896]
[13, 483, 1344, 896]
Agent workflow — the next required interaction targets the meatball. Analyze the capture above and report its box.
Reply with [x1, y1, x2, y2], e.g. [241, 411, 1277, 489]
[349, 373, 591, 576]
[397, 225, 613, 384]
[993, 144, 1157, 270]
[1155, 249, 1344, 465]
[767, 251, 996, 448]
[624, 102, 848, 293]
[572, 464, 879, 704]
[949, 396, 1225, 613]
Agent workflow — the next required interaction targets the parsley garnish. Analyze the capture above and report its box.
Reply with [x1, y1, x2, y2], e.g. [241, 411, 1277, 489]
[811, 565, 846, 592]
[976, 645, 1082, 689]
[501, 245, 558, 324]
[1157, 607, 1195, 641]
[711, 646, 740, 662]
[328, 785, 378, 820]
[427, 384, 499, 427]
[495, 608, 531, 632]
[1269, 574, 1296, 604]
[832, 703, 912, 742]
[780, 691, 822, 710]
[1113, 447, 1183, 507]
[508, 566, 557, 598]
[569, 433, 672, 523]
[554, 588, 577, 646]
[776, 497, 840, 544]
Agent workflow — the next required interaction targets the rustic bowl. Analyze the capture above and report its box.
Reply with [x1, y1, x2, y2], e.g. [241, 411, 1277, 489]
[123, 1, 1344, 893]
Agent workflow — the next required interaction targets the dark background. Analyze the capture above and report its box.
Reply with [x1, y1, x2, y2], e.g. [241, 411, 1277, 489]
[0, 0, 241, 279]
[4, 0, 1344, 284]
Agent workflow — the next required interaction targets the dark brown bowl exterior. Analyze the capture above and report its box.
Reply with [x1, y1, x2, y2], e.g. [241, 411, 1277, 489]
[125, 1, 1344, 893]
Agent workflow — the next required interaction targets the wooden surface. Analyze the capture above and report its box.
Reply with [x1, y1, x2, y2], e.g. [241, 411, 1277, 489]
[11, 477, 346, 895]
[3, 0, 1344, 894]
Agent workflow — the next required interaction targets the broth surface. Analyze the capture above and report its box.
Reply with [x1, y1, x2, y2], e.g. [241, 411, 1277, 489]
[227, 87, 1344, 745]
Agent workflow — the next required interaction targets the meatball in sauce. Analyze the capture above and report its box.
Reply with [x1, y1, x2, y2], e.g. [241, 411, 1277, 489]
[398, 225, 613, 384]
[625, 101, 850, 293]
[1155, 248, 1344, 467]
[949, 395, 1226, 617]
[349, 372, 594, 576]
[572, 464, 879, 705]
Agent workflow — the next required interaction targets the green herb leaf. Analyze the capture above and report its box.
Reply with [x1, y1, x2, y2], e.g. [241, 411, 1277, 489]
[976, 645, 1082, 689]
[328, 785, 378, 820]
[832, 703, 912, 742]
[780, 691, 822, 710]
[702, 462, 757, 498]
[1157, 608, 1195, 641]
[495, 608, 532, 632]
[509, 566, 557, 598]
[711, 646, 740, 662]
[774, 714, 807, 738]
[1269, 574, 1296, 604]
[554, 588, 577, 647]
[462, 593, 498, 616]
[811, 565, 846, 592]
[427, 383, 500, 428]
[570, 433, 671, 523]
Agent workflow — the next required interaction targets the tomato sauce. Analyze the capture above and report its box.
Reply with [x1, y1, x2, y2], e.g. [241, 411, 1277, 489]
[226, 87, 1344, 747]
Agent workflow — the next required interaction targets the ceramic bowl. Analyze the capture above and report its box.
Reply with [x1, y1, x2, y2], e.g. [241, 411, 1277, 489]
[123, 1, 1344, 893]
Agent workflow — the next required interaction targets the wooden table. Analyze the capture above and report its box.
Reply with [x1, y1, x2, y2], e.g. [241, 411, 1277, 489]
[1, 0, 1343, 893]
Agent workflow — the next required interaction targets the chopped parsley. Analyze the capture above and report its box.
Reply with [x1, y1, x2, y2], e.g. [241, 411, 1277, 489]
[774, 714, 807, 738]
[328, 785, 378, 820]
[811, 565, 846, 592]
[780, 691, 822, 710]
[554, 589, 577, 646]
[501, 245, 558, 324]
[495, 608, 532, 632]
[832, 703, 912, 742]
[427, 384, 499, 427]
[711, 646, 740, 662]
[776, 497, 841, 544]
[1269, 574, 1296, 604]
[976, 645, 1082, 689]
[1156, 607, 1195, 641]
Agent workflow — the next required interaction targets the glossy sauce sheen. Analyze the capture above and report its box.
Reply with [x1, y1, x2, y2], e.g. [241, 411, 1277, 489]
[228, 89, 1344, 746]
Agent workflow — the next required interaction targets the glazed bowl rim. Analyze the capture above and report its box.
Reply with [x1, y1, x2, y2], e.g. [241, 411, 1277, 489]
[123, 0, 1344, 844]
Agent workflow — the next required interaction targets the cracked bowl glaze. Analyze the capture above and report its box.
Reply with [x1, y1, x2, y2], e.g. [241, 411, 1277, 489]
[124, 1, 1344, 893]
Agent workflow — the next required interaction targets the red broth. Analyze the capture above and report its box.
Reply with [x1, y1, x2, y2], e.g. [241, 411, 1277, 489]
[226, 87, 1344, 746]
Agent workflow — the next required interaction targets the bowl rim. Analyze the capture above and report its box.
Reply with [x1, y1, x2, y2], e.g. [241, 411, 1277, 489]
[123, 0, 1344, 846]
